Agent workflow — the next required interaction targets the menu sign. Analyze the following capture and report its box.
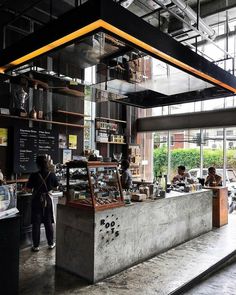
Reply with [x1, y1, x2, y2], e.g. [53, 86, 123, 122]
[14, 127, 58, 173]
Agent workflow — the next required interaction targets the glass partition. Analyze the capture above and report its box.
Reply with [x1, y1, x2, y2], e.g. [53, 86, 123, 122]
[153, 131, 168, 178]
[169, 129, 201, 181]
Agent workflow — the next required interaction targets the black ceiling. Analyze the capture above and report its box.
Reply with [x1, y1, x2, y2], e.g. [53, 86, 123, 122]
[1, 0, 236, 48]
[0, 0, 236, 108]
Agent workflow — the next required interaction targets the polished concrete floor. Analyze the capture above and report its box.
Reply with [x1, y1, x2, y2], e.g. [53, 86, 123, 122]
[20, 213, 236, 295]
[183, 260, 236, 295]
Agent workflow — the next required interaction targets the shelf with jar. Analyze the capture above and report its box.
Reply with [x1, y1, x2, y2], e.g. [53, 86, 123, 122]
[128, 144, 142, 179]
[95, 117, 126, 144]
[64, 161, 124, 211]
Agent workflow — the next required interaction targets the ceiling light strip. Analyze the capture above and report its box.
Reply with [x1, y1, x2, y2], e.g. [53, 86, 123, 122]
[0, 20, 102, 73]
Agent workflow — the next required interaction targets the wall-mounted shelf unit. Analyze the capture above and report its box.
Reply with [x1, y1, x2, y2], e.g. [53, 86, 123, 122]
[0, 114, 86, 128]
[56, 110, 90, 118]
[128, 144, 141, 179]
[95, 141, 126, 145]
[96, 116, 126, 124]
[95, 117, 126, 145]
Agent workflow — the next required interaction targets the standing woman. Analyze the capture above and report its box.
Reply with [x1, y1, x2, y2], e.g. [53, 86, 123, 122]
[27, 155, 59, 251]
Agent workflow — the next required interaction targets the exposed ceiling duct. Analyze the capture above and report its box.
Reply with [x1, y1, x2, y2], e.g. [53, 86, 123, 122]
[170, 0, 216, 39]
[120, 0, 135, 9]
[147, 0, 171, 9]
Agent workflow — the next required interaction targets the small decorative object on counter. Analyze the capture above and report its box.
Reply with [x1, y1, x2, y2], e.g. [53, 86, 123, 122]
[159, 190, 166, 198]
[143, 185, 150, 198]
[123, 190, 131, 204]
[131, 192, 146, 201]
[184, 184, 191, 193]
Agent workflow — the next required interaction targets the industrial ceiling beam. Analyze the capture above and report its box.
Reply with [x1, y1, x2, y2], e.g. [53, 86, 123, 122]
[137, 107, 236, 132]
[0, 0, 236, 93]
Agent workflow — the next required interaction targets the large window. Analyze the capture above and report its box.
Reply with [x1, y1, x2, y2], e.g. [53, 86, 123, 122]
[226, 127, 236, 155]
[153, 127, 236, 185]
[169, 129, 201, 181]
[202, 129, 223, 180]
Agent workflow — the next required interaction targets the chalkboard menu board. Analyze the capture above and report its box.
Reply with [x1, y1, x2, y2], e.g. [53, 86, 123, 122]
[14, 127, 58, 173]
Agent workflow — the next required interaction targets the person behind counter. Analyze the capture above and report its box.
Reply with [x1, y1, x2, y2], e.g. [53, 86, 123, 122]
[120, 159, 133, 190]
[172, 165, 192, 184]
[205, 167, 222, 187]
[26, 155, 59, 252]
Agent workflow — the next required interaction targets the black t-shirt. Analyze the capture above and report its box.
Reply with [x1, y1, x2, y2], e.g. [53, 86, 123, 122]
[27, 171, 59, 196]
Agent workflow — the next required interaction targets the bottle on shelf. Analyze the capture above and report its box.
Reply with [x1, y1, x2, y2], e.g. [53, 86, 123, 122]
[158, 174, 166, 197]
[29, 106, 37, 119]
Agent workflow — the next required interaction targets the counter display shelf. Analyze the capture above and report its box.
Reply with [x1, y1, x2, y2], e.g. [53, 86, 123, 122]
[65, 161, 124, 211]
[95, 117, 126, 144]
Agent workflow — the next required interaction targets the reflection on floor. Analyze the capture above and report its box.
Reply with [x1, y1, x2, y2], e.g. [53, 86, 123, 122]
[183, 260, 236, 295]
[20, 213, 236, 295]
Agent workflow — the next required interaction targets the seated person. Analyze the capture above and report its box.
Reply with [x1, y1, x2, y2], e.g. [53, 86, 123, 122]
[172, 165, 192, 183]
[205, 167, 222, 186]
[120, 159, 133, 190]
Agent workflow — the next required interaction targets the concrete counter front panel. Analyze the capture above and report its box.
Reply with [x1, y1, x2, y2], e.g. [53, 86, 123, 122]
[56, 190, 212, 282]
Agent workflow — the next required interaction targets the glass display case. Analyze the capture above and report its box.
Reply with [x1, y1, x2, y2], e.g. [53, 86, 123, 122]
[0, 184, 19, 218]
[65, 161, 124, 211]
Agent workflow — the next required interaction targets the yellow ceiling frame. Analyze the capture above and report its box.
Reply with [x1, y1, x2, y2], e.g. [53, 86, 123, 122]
[0, 0, 235, 94]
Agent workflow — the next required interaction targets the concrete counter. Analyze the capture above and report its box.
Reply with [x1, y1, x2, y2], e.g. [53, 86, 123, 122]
[56, 189, 213, 283]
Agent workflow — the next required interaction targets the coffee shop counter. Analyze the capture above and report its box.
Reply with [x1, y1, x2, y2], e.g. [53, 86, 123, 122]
[56, 189, 213, 283]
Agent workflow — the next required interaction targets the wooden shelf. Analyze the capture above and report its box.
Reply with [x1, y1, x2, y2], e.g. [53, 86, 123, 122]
[0, 114, 86, 128]
[96, 141, 126, 145]
[6, 178, 28, 184]
[57, 110, 90, 118]
[96, 117, 126, 124]
[96, 128, 116, 132]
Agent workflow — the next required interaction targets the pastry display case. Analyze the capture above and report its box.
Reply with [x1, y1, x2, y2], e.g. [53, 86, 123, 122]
[0, 184, 18, 219]
[65, 161, 124, 211]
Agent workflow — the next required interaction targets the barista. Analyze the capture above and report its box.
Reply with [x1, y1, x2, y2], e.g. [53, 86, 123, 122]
[120, 159, 133, 190]
[172, 165, 191, 184]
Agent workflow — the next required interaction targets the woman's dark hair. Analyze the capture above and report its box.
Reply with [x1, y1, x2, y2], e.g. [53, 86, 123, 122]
[178, 165, 186, 171]
[121, 159, 130, 170]
[36, 155, 49, 172]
